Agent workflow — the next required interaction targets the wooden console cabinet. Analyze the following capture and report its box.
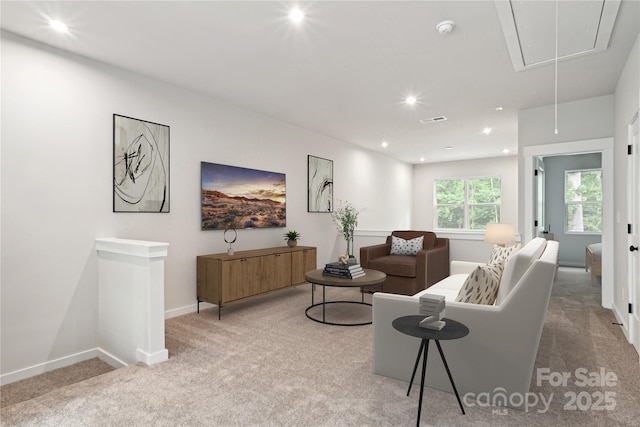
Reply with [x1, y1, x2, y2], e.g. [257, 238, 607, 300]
[197, 246, 316, 318]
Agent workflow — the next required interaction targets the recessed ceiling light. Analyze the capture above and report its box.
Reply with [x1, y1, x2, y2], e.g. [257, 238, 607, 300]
[49, 19, 69, 33]
[445, 146, 453, 150]
[495, 106, 504, 111]
[420, 157, 425, 162]
[482, 127, 492, 135]
[381, 141, 389, 148]
[502, 148, 510, 154]
[288, 7, 305, 23]
[405, 96, 417, 105]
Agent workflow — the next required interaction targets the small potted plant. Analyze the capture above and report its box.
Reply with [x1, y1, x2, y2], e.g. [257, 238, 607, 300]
[284, 230, 301, 247]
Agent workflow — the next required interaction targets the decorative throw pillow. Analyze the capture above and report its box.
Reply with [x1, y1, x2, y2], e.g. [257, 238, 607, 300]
[488, 243, 522, 265]
[390, 235, 424, 256]
[455, 259, 505, 305]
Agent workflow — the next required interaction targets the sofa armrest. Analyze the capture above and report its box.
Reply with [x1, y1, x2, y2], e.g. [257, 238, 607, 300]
[450, 260, 484, 275]
[416, 238, 450, 288]
[360, 243, 389, 268]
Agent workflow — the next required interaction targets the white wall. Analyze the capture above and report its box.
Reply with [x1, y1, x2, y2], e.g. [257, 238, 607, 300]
[518, 35, 639, 324]
[519, 96, 615, 310]
[518, 95, 615, 234]
[412, 156, 519, 262]
[613, 33, 640, 324]
[0, 32, 412, 380]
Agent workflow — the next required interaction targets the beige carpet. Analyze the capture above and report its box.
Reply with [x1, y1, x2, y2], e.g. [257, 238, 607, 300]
[0, 359, 115, 409]
[1, 267, 639, 426]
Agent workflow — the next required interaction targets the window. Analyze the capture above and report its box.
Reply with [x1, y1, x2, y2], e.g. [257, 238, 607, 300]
[435, 176, 502, 230]
[565, 169, 602, 233]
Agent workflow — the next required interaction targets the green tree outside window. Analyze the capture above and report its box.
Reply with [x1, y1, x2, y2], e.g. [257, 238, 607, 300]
[435, 176, 502, 230]
[565, 169, 602, 233]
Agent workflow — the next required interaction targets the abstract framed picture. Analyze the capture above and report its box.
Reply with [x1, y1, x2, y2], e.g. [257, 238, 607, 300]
[201, 162, 286, 230]
[113, 114, 170, 212]
[307, 155, 333, 213]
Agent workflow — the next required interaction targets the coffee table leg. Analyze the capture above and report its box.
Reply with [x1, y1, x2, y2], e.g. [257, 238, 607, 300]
[311, 283, 316, 307]
[407, 340, 425, 396]
[322, 284, 326, 323]
[417, 339, 430, 426]
[435, 340, 465, 415]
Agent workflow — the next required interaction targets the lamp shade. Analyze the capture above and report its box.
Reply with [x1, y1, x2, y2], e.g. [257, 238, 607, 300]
[484, 223, 515, 246]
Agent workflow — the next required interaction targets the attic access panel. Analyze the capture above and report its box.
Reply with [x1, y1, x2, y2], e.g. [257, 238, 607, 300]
[495, 0, 621, 71]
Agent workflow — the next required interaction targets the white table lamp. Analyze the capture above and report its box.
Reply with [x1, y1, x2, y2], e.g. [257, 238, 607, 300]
[484, 223, 515, 247]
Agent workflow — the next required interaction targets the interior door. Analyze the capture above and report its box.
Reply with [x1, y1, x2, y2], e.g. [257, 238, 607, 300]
[535, 157, 547, 238]
[628, 112, 640, 358]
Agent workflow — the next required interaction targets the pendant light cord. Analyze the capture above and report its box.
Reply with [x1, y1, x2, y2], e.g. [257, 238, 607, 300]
[554, 0, 559, 135]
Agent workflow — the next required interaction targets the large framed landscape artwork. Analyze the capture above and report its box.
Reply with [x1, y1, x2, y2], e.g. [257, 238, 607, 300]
[113, 114, 170, 213]
[307, 155, 333, 213]
[201, 162, 286, 230]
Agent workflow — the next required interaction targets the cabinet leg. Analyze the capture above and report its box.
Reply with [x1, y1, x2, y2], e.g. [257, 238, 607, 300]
[197, 298, 200, 314]
[218, 301, 222, 320]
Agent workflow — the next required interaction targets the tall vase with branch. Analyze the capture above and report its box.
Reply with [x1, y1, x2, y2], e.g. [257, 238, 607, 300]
[331, 200, 364, 262]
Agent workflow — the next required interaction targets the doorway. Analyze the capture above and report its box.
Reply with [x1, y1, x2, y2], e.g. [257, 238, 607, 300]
[524, 138, 614, 308]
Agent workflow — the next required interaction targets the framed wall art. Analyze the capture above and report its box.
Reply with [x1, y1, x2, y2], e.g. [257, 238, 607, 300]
[113, 114, 170, 212]
[201, 162, 286, 230]
[307, 155, 333, 212]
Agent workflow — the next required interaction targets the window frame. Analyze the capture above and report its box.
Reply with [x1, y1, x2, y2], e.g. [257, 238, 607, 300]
[433, 175, 503, 231]
[564, 168, 602, 235]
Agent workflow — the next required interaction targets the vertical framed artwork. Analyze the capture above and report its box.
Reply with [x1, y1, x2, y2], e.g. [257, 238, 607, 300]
[113, 114, 170, 212]
[307, 155, 333, 213]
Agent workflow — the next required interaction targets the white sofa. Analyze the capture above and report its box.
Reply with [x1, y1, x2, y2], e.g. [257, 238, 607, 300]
[372, 237, 559, 410]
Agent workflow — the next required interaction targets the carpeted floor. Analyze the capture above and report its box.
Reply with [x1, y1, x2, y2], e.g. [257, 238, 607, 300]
[0, 359, 115, 409]
[1, 267, 639, 426]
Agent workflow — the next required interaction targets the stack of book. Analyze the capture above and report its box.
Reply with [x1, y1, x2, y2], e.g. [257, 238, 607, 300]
[418, 293, 446, 330]
[322, 262, 366, 279]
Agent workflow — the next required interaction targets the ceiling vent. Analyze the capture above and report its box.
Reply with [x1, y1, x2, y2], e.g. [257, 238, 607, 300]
[419, 116, 448, 124]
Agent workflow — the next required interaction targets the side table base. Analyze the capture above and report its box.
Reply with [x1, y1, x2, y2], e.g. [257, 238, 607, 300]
[406, 338, 465, 426]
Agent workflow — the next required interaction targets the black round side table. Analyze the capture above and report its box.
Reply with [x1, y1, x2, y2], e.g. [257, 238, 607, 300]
[392, 315, 469, 427]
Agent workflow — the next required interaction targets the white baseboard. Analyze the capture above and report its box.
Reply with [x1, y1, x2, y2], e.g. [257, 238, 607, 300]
[164, 301, 216, 319]
[2, 303, 218, 385]
[98, 348, 128, 369]
[1, 302, 213, 385]
[136, 348, 169, 365]
[611, 304, 630, 341]
[0, 347, 128, 386]
[558, 261, 587, 268]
